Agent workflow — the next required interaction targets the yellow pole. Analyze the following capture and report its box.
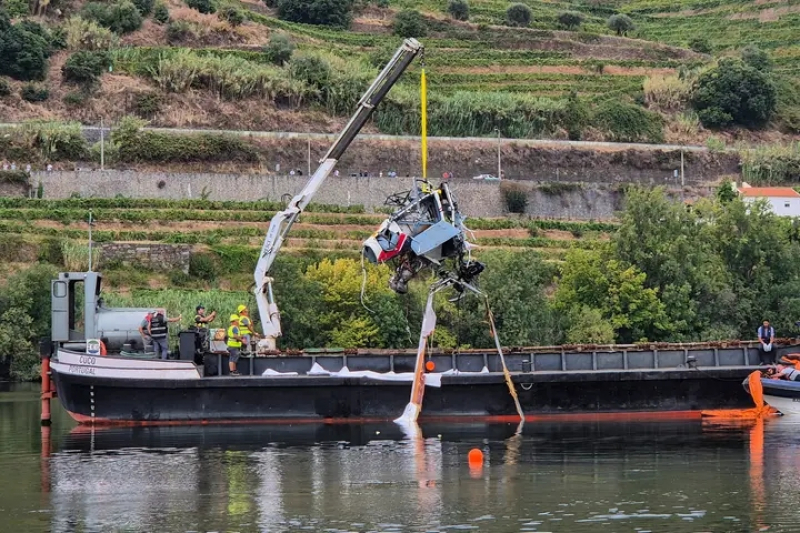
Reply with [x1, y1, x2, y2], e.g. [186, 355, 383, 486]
[420, 68, 427, 180]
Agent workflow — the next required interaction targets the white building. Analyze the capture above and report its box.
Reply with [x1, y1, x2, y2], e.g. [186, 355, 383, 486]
[738, 186, 800, 217]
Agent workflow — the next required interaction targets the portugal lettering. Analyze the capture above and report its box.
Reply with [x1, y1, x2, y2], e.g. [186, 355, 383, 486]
[68, 365, 96, 375]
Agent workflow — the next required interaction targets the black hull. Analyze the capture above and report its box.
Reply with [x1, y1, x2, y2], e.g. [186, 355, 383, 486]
[52, 367, 756, 425]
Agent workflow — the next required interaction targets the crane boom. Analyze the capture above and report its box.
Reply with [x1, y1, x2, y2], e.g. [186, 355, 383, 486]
[254, 38, 424, 343]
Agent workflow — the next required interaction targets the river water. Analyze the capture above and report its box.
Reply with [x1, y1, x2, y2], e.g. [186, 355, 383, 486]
[3, 382, 800, 533]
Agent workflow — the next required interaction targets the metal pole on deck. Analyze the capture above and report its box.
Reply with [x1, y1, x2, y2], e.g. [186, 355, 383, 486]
[100, 118, 105, 171]
[88, 210, 93, 272]
[495, 128, 502, 180]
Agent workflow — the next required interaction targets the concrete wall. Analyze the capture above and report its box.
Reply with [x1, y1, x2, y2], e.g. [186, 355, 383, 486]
[100, 243, 191, 273]
[34, 170, 672, 219]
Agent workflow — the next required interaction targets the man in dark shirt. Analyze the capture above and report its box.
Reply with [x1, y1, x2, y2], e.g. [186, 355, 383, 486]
[757, 320, 776, 365]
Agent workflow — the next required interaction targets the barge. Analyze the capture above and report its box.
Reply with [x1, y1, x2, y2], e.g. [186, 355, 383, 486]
[41, 37, 776, 426]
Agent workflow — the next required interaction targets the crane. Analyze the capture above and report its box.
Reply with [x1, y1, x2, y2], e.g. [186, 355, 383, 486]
[253, 38, 424, 347]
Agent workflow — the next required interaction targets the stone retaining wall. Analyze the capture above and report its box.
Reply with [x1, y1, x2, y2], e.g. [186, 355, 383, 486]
[100, 243, 191, 273]
[34, 170, 708, 219]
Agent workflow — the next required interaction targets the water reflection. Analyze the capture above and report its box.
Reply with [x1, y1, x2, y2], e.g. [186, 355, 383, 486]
[8, 382, 800, 532]
[44, 419, 786, 532]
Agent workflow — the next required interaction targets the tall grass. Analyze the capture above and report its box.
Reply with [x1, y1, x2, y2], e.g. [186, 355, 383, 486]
[64, 16, 120, 50]
[741, 142, 800, 185]
[643, 74, 691, 111]
[62, 240, 101, 271]
[147, 49, 314, 102]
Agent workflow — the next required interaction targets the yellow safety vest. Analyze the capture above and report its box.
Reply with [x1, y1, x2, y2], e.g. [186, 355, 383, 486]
[239, 316, 251, 336]
[226, 325, 242, 348]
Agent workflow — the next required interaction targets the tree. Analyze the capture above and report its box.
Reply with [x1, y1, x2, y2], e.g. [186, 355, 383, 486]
[277, 0, 353, 29]
[263, 33, 295, 65]
[506, 3, 531, 27]
[554, 248, 671, 343]
[0, 264, 58, 380]
[557, 11, 584, 30]
[393, 9, 426, 38]
[607, 14, 634, 36]
[447, 0, 469, 21]
[304, 258, 408, 348]
[0, 19, 51, 81]
[564, 306, 615, 344]
[716, 180, 737, 203]
[613, 187, 735, 341]
[741, 45, 772, 72]
[692, 58, 776, 128]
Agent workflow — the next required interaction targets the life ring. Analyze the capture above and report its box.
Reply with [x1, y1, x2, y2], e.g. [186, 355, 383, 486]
[100, 341, 107, 356]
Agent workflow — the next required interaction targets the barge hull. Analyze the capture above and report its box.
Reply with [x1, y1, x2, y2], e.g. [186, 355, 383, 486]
[52, 367, 756, 425]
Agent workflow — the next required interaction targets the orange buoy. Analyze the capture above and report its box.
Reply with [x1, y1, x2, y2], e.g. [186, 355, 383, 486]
[468, 448, 483, 466]
[100, 341, 107, 356]
[425, 360, 435, 372]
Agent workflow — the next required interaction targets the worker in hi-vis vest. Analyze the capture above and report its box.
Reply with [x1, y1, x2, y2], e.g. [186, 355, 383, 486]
[227, 314, 243, 376]
[236, 304, 259, 353]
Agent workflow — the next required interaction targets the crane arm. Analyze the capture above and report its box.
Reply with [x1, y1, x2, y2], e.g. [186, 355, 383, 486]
[254, 38, 424, 341]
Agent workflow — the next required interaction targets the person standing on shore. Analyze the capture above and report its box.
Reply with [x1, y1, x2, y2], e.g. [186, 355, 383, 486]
[758, 319, 776, 365]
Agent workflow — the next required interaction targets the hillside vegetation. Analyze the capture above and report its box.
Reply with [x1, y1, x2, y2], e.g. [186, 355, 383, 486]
[0, 0, 798, 147]
[5, 186, 800, 379]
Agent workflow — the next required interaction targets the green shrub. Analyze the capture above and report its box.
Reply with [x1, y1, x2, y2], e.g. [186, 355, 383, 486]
[263, 33, 294, 65]
[169, 269, 193, 286]
[166, 20, 194, 43]
[563, 90, 589, 141]
[132, 0, 154, 16]
[0, 19, 51, 81]
[153, 2, 169, 23]
[3, 0, 29, 17]
[393, 9, 426, 37]
[557, 11, 583, 29]
[105, 0, 144, 33]
[186, 0, 216, 13]
[506, 3, 531, 27]
[688, 37, 711, 54]
[0, 170, 29, 183]
[83, 1, 143, 34]
[741, 45, 771, 72]
[289, 54, 330, 89]
[132, 91, 162, 117]
[592, 100, 663, 143]
[277, 0, 351, 28]
[500, 182, 528, 214]
[189, 252, 219, 281]
[64, 16, 119, 50]
[447, 0, 469, 21]
[20, 83, 49, 102]
[692, 58, 776, 129]
[607, 14, 633, 36]
[63, 91, 89, 107]
[112, 116, 260, 163]
[62, 50, 111, 85]
[219, 6, 244, 25]
[0, 78, 10, 97]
